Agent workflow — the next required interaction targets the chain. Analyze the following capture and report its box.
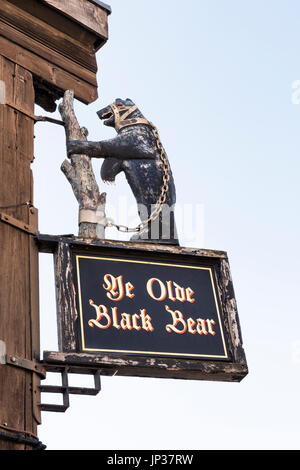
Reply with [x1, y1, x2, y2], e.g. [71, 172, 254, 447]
[106, 124, 170, 234]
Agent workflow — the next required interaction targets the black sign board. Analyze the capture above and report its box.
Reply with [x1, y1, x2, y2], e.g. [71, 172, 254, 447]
[38, 236, 248, 382]
[75, 254, 229, 361]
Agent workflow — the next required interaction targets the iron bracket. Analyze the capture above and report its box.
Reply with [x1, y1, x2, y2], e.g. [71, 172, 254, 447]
[0, 205, 38, 236]
[6, 355, 46, 379]
[2, 101, 64, 126]
[0, 342, 102, 415]
[40, 366, 101, 413]
[0, 341, 45, 425]
[0, 342, 46, 379]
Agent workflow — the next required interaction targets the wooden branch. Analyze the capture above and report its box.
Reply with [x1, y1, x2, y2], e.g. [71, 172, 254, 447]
[58, 90, 106, 239]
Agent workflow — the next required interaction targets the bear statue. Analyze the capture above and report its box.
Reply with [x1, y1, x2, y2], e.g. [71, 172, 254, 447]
[67, 98, 178, 245]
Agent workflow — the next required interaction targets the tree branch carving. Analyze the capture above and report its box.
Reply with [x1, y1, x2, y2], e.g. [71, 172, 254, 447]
[58, 90, 106, 239]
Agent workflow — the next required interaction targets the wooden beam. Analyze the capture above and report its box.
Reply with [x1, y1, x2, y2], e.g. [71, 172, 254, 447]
[7, 0, 101, 50]
[41, 0, 109, 42]
[0, 35, 98, 104]
[35, 233, 228, 259]
[0, 21, 97, 87]
[43, 351, 248, 382]
[0, 0, 98, 73]
[1, 0, 111, 107]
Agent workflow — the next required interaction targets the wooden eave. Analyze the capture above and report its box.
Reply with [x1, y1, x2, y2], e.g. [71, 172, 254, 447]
[0, 0, 111, 110]
[40, 0, 111, 51]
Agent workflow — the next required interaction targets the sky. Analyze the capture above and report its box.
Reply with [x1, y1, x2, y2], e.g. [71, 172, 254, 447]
[32, 0, 300, 450]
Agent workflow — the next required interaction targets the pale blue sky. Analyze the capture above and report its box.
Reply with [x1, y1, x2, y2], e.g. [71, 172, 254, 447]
[34, 0, 300, 450]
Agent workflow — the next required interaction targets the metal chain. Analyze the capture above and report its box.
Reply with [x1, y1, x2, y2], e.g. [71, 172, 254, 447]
[106, 124, 170, 234]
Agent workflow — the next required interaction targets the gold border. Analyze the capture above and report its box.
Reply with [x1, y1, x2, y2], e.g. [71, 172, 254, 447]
[76, 255, 228, 360]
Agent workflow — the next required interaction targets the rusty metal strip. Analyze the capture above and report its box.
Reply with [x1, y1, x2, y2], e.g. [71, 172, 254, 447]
[2, 101, 64, 126]
[34, 115, 65, 126]
[5, 354, 46, 379]
[4, 101, 37, 121]
[0, 211, 37, 235]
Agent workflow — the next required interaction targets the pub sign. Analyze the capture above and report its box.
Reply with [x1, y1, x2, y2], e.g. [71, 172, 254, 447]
[76, 254, 229, 360]
[40, 236, 248, 382]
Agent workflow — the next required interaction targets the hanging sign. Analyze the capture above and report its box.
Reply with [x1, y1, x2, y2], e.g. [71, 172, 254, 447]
[38, 236, 248, 382]
[75, 254, 229, 360]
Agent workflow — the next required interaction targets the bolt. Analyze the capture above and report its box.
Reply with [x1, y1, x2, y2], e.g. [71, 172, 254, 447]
[11, 356, 16, 363]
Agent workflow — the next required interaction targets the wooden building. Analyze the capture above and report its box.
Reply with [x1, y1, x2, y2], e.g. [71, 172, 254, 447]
[0, 0, 110, 450]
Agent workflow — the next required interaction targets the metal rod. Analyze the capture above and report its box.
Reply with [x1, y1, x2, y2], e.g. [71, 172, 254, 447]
[35, 116, 65, 126]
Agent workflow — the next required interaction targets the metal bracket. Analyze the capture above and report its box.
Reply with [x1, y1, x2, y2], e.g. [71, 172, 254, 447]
[0, 350, 102, 415]
[34, 115, 65, 126]
[0, 206, 38, 236]
[0, 340, 45, 425]
[1, 100, 64, 126]
[6, 355, 46, 379]
[0, 340, 6, 365]
[40, 366, 101, 413]
[0, 343, 46, 379]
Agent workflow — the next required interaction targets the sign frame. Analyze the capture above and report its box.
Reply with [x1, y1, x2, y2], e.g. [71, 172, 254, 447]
[37, 235, 248, 383]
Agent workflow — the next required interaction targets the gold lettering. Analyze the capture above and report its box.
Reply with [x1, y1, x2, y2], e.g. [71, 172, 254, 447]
[125, 282, 135, 299]
[88, 305, 153, 333]
[120, 313, 133, 330]
[103, 274, 124, 301]
[140, 309, 154, 332]
[88, 300, 111, 329]
[132, 314, 141, 331]
[173, 282, 186, 302]
[111, 307, 121, 330]
[187, 317, 197, 334]
[206, 319, 216, 336]
[166, 281, 176, 301]
[165, 305, 217, 337]
[147, 278, 196, 304]
[197, 319, 208, 335]
[103, 274, 136, 301]
[186, 287, 195, 303]
[146, 278, 167, 301]
[165, 305, 187, 334]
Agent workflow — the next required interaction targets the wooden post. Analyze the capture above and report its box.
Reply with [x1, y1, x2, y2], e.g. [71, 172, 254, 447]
[0, 0, 110, 449]
[0, 57, 41, 450]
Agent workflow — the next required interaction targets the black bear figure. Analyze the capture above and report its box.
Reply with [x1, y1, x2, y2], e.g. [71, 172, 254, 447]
[67, 98, 178, 245]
